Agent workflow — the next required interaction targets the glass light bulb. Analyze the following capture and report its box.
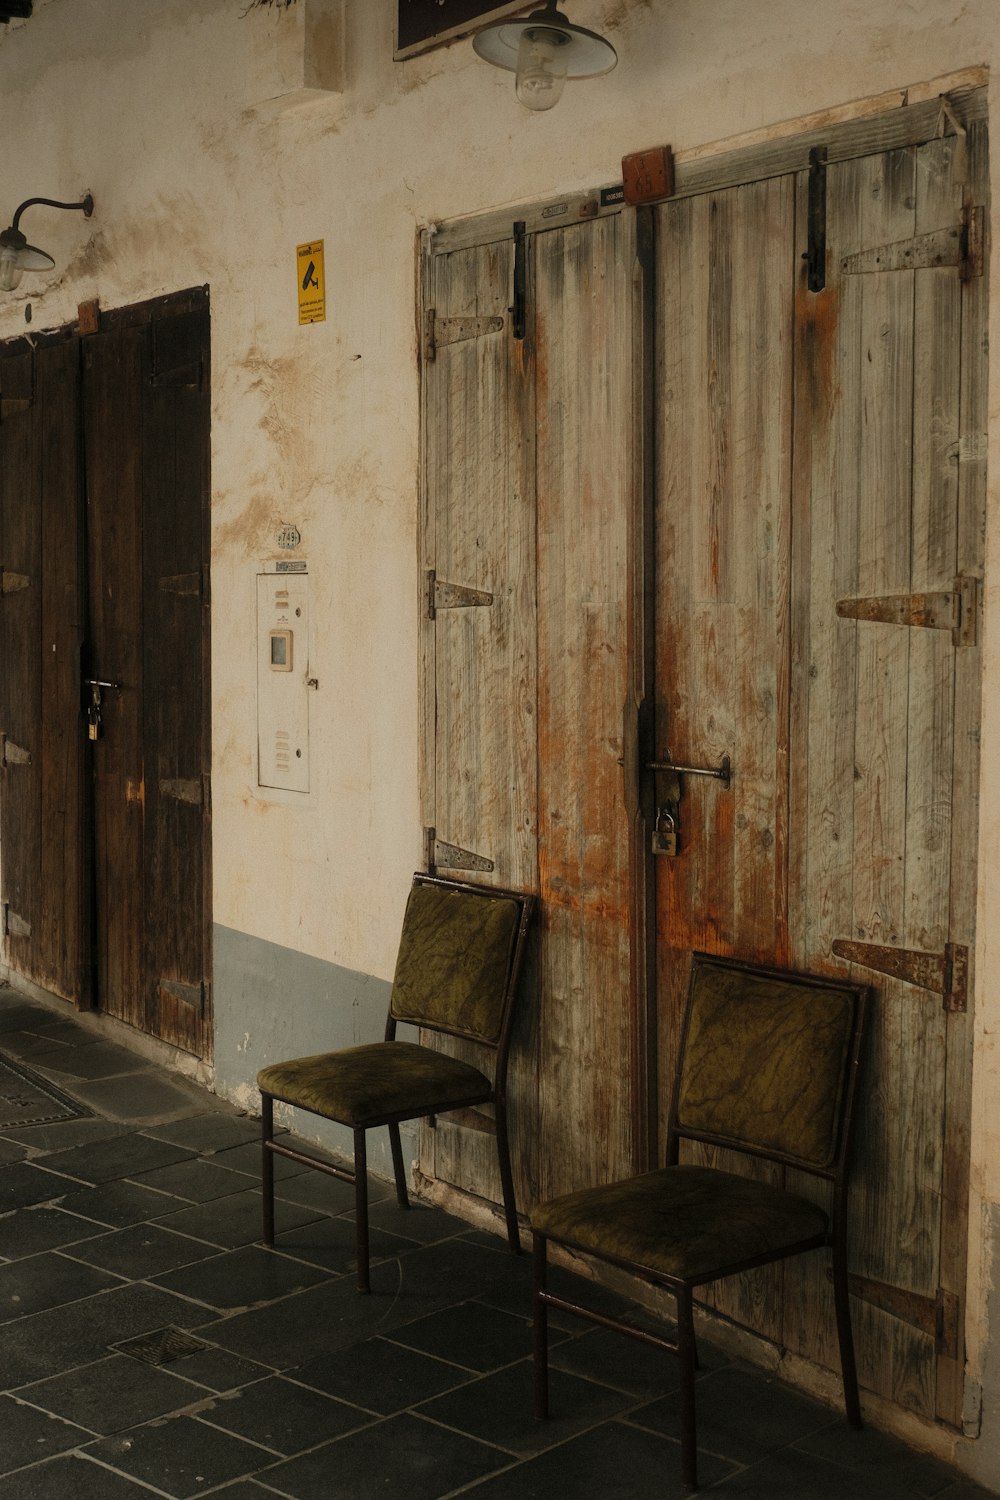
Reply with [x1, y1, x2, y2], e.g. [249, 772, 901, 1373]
[515, 25, 569, 111]
[0, 244, 23, 292]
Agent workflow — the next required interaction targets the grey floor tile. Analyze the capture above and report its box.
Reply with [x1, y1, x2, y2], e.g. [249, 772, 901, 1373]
[0, 1453, 158, 1499]
[708, 1444, 920, 1497]
[86, 1413, 272, 1497]
[0, 1206, 107, 1259]
[15, 1351, 208, 1435]
[57, 1177, 191, 1227]
[152, 1244, 330, 1312]
[0, 1393, 92, 1474]
[212, 1140, 312, 1180]
[27, 1041, 149, 1080]
[0, 1030, 78, 1059]
[0, 1161, 88, 1211]
[40, 1131, 194, 1184]
[457, 1417, 735, 1498]
[387, 1299, 533, 1372]
[628, 1364, 837, 1463]
[133, 1156, 258, 1203]
[262, 1411, 510, 1500]
[290, 1334, 472, 1414]
[260, 1212, 419, 1278]
[145, 1112, 263, 1154]
[793, 1418, 961, 1495]
[64, 1222, 223, 1279]
[416, 1358, 639, 1457]
[0, 1139, 28, 1165]
[548, 1322, 690, 1399]
[159, 1344, 276, 1394]
[358, 1195, 465, 1244]
[0, 1248, 123, 1323]
[0, 1118, 130, 1153]
[67, 1071, 211, 1124]
[153, 1189, 324, 1249]
[198, 1374, 375, 1455]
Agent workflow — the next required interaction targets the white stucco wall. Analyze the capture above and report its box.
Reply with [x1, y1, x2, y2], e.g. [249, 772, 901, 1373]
[1, 0, 1000, 1481]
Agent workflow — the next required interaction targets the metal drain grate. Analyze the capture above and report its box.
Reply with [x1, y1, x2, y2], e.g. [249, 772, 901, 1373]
[112, 1326, 208, 1366]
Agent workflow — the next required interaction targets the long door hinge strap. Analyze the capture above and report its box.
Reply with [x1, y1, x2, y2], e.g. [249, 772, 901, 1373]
[832, 938, 968, 1013]
[841, 206, 984, 280]
[158, 978, 207, 1011]
[424, 828, 494, 875]
[512, 219, 527, 340]
[836, 576, 977, 647]
[3, 902, 31, 938]
[0, 397, 32, 418]
[426, 569, 494, 620]
[422, 309, 505, 363]
[0, 734, 30, 766]
[827, 1270, 961, 1358]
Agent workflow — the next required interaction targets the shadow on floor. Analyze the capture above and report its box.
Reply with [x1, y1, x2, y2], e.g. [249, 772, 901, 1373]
[0, 983, 993, 1499]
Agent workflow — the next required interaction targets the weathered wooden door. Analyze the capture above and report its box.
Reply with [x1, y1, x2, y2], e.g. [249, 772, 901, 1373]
[652, 116, 986, 1427]
[83, 292, 212, 1057]
[0, 291, 212, 1058]
[0, 335, 88, 1004]
[419, 211, 643, 1214]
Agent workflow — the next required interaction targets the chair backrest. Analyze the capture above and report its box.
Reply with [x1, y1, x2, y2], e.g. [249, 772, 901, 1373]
[389, 874, 533, 1047]
[668, 952, 869, 1177]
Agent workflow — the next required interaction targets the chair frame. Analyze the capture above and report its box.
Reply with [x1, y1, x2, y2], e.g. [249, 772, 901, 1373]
[260, 872, 534, 1293]
[532, 951, 870, 1490]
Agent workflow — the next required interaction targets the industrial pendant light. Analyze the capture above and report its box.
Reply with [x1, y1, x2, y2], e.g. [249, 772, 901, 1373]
[473, 1, 617, 113]
[0, 193, 94, 292]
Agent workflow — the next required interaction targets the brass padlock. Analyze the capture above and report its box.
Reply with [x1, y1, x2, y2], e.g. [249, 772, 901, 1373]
[651, 804, 678, 856]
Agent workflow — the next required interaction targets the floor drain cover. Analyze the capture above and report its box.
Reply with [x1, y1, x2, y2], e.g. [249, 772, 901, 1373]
[113, 1326, 208, 1366]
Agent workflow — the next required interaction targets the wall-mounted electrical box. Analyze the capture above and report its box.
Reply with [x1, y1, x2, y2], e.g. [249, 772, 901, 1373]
[257, 564, 310, 793]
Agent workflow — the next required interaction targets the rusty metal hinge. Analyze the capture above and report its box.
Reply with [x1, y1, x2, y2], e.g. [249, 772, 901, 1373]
[0, 570, 29, 594]
[158, 977, 208, 1012]
[836, 575, 977, 647]
[828, 1270, 961, 1358]
[841, 206, 984, 281]
[425, 828, 494, 875]
[0, 396, 32, 419]
[3, 902, 31, 939]
[422, 308, 505, 363]
[426, 569, 494, 621]
[0, 734, 31, 768]
[832, 938, 968, 1012]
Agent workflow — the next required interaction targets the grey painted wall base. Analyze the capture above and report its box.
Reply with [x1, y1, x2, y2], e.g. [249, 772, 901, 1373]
[212, 923, 416, 1182]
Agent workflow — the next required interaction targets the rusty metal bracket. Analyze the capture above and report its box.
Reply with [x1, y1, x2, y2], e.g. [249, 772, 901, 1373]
[836, 575, 977, 648]
[426, 569, 494, 621]
[827, 1270, 961, 1358]
[832, 938, 968, 1013]
[0, 570, 29, 594]
[423, 309, 506, 363]
[424, 828, 494, 876]
[2, 902, 30, 938]
[0, 734, 30, 768]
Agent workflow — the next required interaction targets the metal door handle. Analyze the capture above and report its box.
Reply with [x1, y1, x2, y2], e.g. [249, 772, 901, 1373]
[82, 678, 121, 691]
[646, 754, 732, 789]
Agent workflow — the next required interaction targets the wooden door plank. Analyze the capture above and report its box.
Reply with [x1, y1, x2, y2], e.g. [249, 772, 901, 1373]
[84, 323, 146, 1033]
[533, 214, 635, 1198]
[654, 175, 795, 1341]
[141, 303, 212, 1058]
[936, 117, 988, 1430]
[420, 236, 540, 1217]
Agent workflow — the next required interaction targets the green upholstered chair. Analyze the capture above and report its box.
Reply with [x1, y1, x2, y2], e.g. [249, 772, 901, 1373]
[531, 952, 870, 1490]
[257, 873, 534, 1293]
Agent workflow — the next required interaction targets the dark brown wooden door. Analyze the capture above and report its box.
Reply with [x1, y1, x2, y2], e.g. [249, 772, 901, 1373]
[83, 292, 212, 1057]
[0, 290, 211, 1058]
[0, 335, 88, 1004]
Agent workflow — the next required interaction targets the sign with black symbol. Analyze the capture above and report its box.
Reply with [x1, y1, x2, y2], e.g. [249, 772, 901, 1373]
[297, 240, 325, 325]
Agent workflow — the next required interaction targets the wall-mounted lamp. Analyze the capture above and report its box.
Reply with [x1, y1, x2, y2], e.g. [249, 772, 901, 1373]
[0, 193, 94, 292]
[472, 1, 616, 113]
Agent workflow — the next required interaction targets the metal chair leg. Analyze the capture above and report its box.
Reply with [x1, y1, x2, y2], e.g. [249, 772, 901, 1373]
[495, 1095, 521, 1253]
[676, 1287, 699, 1490]
[532, 1233, 550, 1419]
[353, 1127, 371, 1294]
[831, 1240, 862, 1428]
[261, 1094, 275, 1246]
[388, 1122, 410, 1210]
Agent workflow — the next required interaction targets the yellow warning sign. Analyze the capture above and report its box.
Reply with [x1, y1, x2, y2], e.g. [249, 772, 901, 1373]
[297, 240, 325, 325]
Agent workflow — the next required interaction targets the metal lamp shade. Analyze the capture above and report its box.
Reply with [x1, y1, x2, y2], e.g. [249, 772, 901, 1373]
[473, 9, 617, 79]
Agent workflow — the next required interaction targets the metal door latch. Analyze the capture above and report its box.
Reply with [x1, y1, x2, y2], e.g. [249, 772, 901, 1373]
[83, 677, 120, 743]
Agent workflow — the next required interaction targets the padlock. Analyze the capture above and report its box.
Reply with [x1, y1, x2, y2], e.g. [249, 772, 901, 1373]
[651, 804, 678, 856]
[87, 695, 102, 742]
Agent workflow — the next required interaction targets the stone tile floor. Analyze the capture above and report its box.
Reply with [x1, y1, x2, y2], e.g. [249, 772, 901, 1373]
[0, 982, 995, 1499]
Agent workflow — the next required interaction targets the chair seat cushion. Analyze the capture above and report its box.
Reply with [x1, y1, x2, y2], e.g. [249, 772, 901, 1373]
[530, 1165, 830, 1285]
[257, 1041, 493, 1127]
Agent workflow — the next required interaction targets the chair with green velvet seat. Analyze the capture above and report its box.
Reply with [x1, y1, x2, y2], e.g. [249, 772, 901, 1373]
[531, 951, 869, 1490]
[257, 872, 534, 1293]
